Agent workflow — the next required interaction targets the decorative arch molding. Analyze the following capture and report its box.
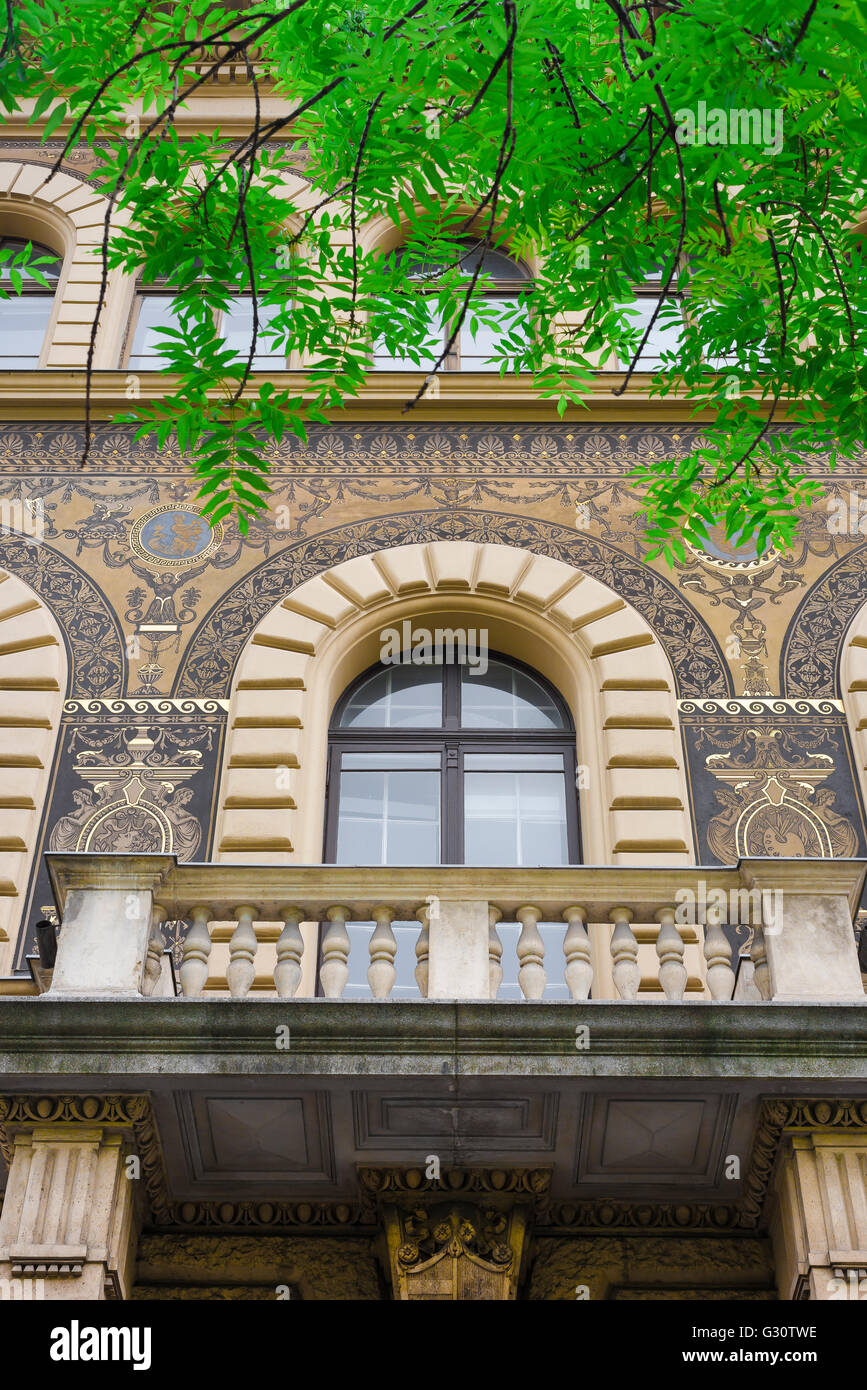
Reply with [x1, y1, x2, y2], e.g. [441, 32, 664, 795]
[212, 536, 696, 869]
[782, 544, 867, 697]
[0, 537, 124, 698]
[0, 160, 119, 369]
[358, 208, 542, 277]
[175, 510, 731, 700]
[839, 585, 867, 820]
[0, 564, 67, 972]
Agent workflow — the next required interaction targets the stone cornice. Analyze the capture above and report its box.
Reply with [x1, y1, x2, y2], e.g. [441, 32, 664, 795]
[2, 1000, 867, 1076]
[0, 370, 803, 423]
[46, 854, 176, 902]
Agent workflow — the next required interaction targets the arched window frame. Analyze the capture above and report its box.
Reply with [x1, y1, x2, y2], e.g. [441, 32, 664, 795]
[372, 238, 533, 372]
[324, 651, 580, 866]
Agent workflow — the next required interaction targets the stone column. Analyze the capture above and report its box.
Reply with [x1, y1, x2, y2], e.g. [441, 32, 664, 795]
[770, 1124, 867, 1300]
[0, 1108, 143, 1300]
[740, 860, 867, 1002]
[427, 899, 490, 999]
[44, 854, 175, 997]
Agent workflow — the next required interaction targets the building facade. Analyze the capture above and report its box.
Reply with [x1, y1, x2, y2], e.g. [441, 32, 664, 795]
[0, 93, 867, 1301]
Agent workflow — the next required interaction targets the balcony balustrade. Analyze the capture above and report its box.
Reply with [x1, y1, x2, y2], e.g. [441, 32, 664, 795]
[34, 854, 867, 1005]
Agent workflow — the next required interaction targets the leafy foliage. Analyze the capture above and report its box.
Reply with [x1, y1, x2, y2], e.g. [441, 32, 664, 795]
[1, 0, 866, 555]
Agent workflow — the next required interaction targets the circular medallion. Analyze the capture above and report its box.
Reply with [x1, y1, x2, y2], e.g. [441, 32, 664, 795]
[685, 520, 777, 571]
[130, 505, 222, 568]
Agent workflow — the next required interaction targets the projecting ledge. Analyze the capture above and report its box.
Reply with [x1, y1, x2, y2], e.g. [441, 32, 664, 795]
[2, 999, 867, 1082]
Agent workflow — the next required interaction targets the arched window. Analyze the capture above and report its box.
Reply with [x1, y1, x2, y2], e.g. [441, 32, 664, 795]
[126, 283, 285, 369]
[326, 652, 578, 866]
[0, 237, 61, 367]
[372, 239, 531, 372]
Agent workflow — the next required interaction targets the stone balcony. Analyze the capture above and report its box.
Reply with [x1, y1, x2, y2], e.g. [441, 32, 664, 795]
[1, 854, 867, 1300]
[31, 853, 867, 1004]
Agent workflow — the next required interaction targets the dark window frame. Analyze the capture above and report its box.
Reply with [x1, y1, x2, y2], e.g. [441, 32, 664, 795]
[324, 652, 580, 866]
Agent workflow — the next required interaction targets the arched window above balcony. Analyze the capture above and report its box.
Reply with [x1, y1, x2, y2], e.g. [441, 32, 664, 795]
[372, 239, 531, 372]
[0, 236, 61, 367]
[327, 651, 577, 867]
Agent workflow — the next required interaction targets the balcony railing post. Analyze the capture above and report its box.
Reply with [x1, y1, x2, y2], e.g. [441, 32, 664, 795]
[740, 861, 867, 1002]
[44, 855, 175, 998]
[427, 900, 490, 1000]
[488, 906, 503, 1000]
[180, 905, 213, 998]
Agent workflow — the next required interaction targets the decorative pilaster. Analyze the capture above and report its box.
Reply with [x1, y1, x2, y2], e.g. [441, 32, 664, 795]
[770, 1118, 867, 1300]
[0, 1102, 145, 1300]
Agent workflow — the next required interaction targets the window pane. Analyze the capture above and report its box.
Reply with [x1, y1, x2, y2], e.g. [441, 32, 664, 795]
[615, 296, 684, 368]
[339, 665, 443, 728]
[221, 296, 285, 368]
[0, 298, 53, 366]
[456, 246, 528, 280]
[464, 753, 564, 771]
[0, 238, 60, 286]
[128, 295, 182, 369]
[464, 769, 568, 866]
[372, 301, 441, 370]
[336, 770, 440, 865]
[459, 297, 528, 372]
[342, 752, 441, 770]
[460, 661, 564, 729]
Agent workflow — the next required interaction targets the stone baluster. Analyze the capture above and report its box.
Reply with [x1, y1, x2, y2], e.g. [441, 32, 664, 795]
[750, 925, 771, 999]
[516, 905, 546, 1000]
[274, 905, 305, 999]
[321, 905, 352, 998]
[368, 905, 397, 999]
[227, 904, 258, 998]
[703, 914, 735, 1000]
[488, 906, 503, 1000]
[414, 903, 430, 998]
[655, 907, 687, 1000]
[562, 905, 592, 1000]
[141, 905, 167, 996]
[610, 906, 640, 999]
[179, 905, 212, 998]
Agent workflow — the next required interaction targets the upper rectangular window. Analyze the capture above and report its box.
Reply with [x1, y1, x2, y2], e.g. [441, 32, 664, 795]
[126, 289, 287, 369]
[127, 292, 181, 369]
